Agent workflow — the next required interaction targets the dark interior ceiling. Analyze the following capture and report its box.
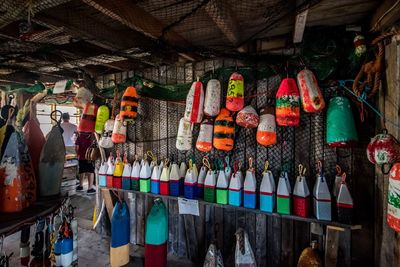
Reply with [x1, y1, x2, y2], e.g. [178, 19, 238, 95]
[0, 0, 391, 85]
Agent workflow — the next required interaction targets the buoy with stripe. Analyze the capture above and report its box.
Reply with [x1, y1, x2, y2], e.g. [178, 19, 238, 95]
[95, 105, 110, 134]
[78, 103, 98, 133]
[244, 157, 256, 209]
[122, 153, 132, 190]
[184, 80, 204, 123]
[99, 118, 114, 148]
[160, 160, 170, 196]
[204, 79, 221, 117]
[229, 165, 243, 207]
[150, 164, 161, 195]
[260, 161, 275, 212]
[111, 114, 127, 144]
[337, 172, 353, 224]
[226, 72, 244, 112]
[216, 160, 229, 205]
[213, 108, 235, 151]
[296, 68, 325, 113]
[176, 117, 192, 151]
[277, 169, 291, 215]
[203, 158, 216, 203]
[131, 157, 141, 191]
[313, 161, 331, 221]
[145, 199, 168, 267]
[388, 163, 400, 233]
[196, 118, 213, 152]
[197, 164, 207, 199]
[61, 222, 73, 267]
[275, 78, 300, 126]
[179, 162, 186, 195]
[110, 201, 130, 267]
[113, 150, 124, 189]
[169, 162, 180, 197]
[333, 165, 343, 200]
[293, 164, 310, 218]
[257, 106, 277, 146]
[99, 161, 108, 187]
[140, 156, 151, 193]
[106, 154, 115, 188]
[184, 160, 198, 199]
[120, 86, 139, 121]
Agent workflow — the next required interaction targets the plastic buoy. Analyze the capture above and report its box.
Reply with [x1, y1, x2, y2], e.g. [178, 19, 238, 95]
[197, 164, 207, 199]
[203, 158, 216, 203]
[176, 117, 192, 151]
[257, 106, 277, 146]
[236, 105, 259, 128]
[140, 157, 151, 193]
[169, 163, 180, 196]
[150, 165, 161, 194]
[179, 162, 186, 196]
[213, 108, 235, 151]
[99, 118, 114, 148]
[184, 80, 204, 123]
[122, 153, 132, 190]
[99, 161, 108, 187]
[78, 103, 98, 133]
[313, 161, 331, 221]
[216, 165, 229, 205]
[226, 72, 244, 112]
[388, 163, 400, 232]
[196, 118, 213, 152]
[229, 162, 243, 207]
[95, 105, 110, 134]
[120, 86, 139, 121]
[293, 164, 310, 218]
[337, 172, 353, 224]
[277, 169, 291, 215]
[184, 160, 198, 199]
[131, 157, 141, 191]
[296, 69, 325, 113]
[275, 78, 300, 126]
[106, 153, 115, 188]
[111, 114, 127, 144]
[160, 160, 170, 196]
[260, 161, 275, 212]
[113, 151, 124, 189]
[204, 79, 221, 117]
[244, 158, 257, 209]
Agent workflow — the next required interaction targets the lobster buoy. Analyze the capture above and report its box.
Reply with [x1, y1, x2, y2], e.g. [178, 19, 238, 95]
[122, 153, 132, 190]
[277, 170, 291, 215]
[326, 97, 358, 148]
[169, 163, 180, 197]
[95, 105, 110, 134]
[388, 163, 400, 233]
[203, 159, 216, 203]
[120, 86, 139, 121]
[244, 158, 256, 209]
[367, 129, 400, 166]
[160, 161, 170, 196]
[197, 164, 207, 199]
[204, 243, 224, 267]
[184, 80, 204, 123]
[296, 69, 325, 113]
[337, 173, 353, 224]
[110, 201, 130, 267]
[176, 118, 192, 151]
[260, 161, 275, 212]
[184, 160, 198, 199]
[234, 228, 256, 267]
[99, 118, 114, 148]
[131, 158, 141, 191]
[293, 165, 310, 218]
[276, 78, 300, 126]
[106, 154, 115, 188]
[150, 164, 161, 194]
[216, 169, 228, 205]
[196, 118, 213, 152]
[257, 106, 277, 146]
[213, 108, 235, 151]
[236, 106, 259, 128]
[313, 162, 331, 221]
[140, 158, 151, 193]
[111, 114, 127, 144]
[179, 162, 186, 196]
[78, 103, 98, 133]
[333, 165, 343, 200]
[229, 167, 243, 207]
[226, 72, 244, 112]
[204, 79, 221, 117]
[99, 161, 108, 187]
[113, 151, 124, 189]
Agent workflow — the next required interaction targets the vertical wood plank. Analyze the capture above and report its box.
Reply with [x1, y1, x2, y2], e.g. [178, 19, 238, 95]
[196, 203, 206, 258]
[136, 193, 145, 245]
[255, 213, 267, 267]
[271, 217, 282, 266]
[178, 213, 187, 258]
[214, 207, 224, 251]
[183, 215, 198, 260]
[223, 209, 236, 266]
[168, 199, 179, 255]
[325, 226, 340, 267]
[281, 219, 294, 267]
[205, 205, 215, 251]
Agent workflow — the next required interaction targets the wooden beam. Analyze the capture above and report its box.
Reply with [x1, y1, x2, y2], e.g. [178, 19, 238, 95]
[370, 0, 400, 32]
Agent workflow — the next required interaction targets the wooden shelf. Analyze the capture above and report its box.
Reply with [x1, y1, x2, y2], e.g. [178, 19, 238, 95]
[104, 187, 361, 231]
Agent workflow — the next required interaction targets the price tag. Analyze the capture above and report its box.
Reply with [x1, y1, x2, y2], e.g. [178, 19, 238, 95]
[178, 197, 199, 216]
[53, 80, 68, 94]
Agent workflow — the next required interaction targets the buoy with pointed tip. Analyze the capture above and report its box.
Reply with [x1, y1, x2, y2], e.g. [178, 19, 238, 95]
[106, 153, 114, 188]
[203, 158, 216, 203]
[169, 162, 181, 197]
[260, 161, 275, 212]
[229, 162, 243, 207]
[131, 157, 141, 191]
[337, 172, 353, 224]
[197, 164, 207, 199]
[216, 165, 229, 205]
[293, 164, 310, 218]
[179, 162, 186, 195]
[277, 169, 291, 215]
[140, 157, 151, 193]
[244, 158, 257, 209]
[160, 160, 170, 196]
[150, 164, 161, 195]
[110, 201, 130, 267]
[313, 161, 331, 221]
[99, 161, 108, 187]
[122, 153, 132, 190]
[184, 160, 198, 199]
[113, 150, 124, 189]
[333, 165, 342, 200]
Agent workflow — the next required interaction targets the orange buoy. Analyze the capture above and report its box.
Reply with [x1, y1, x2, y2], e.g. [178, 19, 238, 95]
[256, 106, 277, 146]
[196, 118, 213, 153]
[120, 86, 139, 121]
[78, 103, 98, 133]
[111, 114, 126, 144]
[226, 72, 244, 112]
[213, 109, 234, 151]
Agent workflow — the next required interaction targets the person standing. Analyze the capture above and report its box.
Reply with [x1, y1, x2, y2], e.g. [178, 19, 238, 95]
[60, 112, 77, 154]
[75, 132, 96, 195]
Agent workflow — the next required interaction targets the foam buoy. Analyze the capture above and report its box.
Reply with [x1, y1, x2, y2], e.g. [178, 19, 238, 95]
[184, 160, 198, 199]
[260, 161, 275, 212]
[256, 106, 277, 147]
[111, 114, 127, 144]
[169, 162, 180, 196]
[184, 80, 204, 123]
[110, 201, 130, 267]
[140, 157, 151, 193]
[122, 153, 132, 190]
[95, 105, 110, 134]
[276, 78, 300, 126]
[326, 96, 358, 148]
[99, 161, 108, 187]
[293, 164, 310, 218]
[150, 164, 161, 194]
[176, 117, 192, 151]
[213, 108, 235, 151]
[197, 163, 207, 199]
[336, 172, 353, 224]
[179, 162, 186, 195]
[216, 165, 229, 205]
[296, 69, 325, 113]
[145, 199, 168, 267]
[313, 161, 331, 221]
[99, 118, 114, 148]
[160, 160, 170, 196]
[234, 228, 256, 266]
[78, 103, 98, 133]
[204, 79, 221, 117]
[244, 158, 256, 209]
[196, 118, 213, 152]
[120, 86, 139, 121]
[226, 72, 244, 112]
[203, 158, 216, 203]
[131, 157, 141, 191]
[236, 105, 259, 128]
[106, 153, 115, 188]
[388, 163, 400, 232]
[113, 151, 124, 189]
[277, 169, 291, 215]
[367, 129, 400, 166]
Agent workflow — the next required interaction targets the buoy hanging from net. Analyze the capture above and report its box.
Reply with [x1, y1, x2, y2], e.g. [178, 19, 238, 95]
[226, 72, 244, 112]
[275, 78, 300, 126]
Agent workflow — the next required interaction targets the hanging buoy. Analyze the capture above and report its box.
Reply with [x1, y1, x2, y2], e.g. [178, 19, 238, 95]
[236, 106, 259, 128]
[204, 158, 216, 203]
[216, 165, 229, 205]
[197, 163, 207, 199]
[196, 118, 213, 152]
[150, 164, 161, 194]
[275, 78, 300, 126]
[140, 156, 151, 193]
[296, 69, 325, 113]
[277, 169, 291, 215]
[326, 97, 358, 147]
[184, 80, 204, 123]
[204, 79, 221, 117]
[184, 160, 198, 199]
[113, 151, 124, 189]
[234, 228, 256, 267]
[260, 161, 275, 212]
[226, 72, 244, 112]
[204, 243, 224, 267]
[213, 108, 235, 151]
[106, 153, 115, 188]
[122, 153, 132, 190]
[337, 172, 353, 224]
[293, 164, 310, 218]
[110, 201, 130, 267]
[99, 118, 114, 148]
[224, 156, 232, 180]
[169, 162, 180, 197]
[333, 165, 343, 200]
[131, 157, 141, 191]
[297, 241, 322, 267]
[367, 129, 400, 166]
[145, 199, 168, 267]
[95, 105, 110, 134]
[256, 106, 277, 147]
[78, 103, 98, 133]
[179, 161, 186, 196]
[99, 161, 108, 187]
[160, 160, 170, 196]
[176, 117, 192, 151]
[244, 158, 256, 209]
[120, 86, 139, 121]
[388, 163, 400, 233]
[354, 34, 367, 57]
[229, 162, 243, 207]
[313, 161, 331, 221]
[111, 114, 127, 144]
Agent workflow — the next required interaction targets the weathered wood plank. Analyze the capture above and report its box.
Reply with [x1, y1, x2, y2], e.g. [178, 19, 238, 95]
[255, 213, 267, 267]
[214, 207, 224, 251]
[223, 208, 236, 266]
[271, 217, 281, 266]
[325, 226, 340, 267]
[178, 213, 187, 258]
[183, 215, 198, 260]
[168, 199, 179, 255]
[281, 218, 294, 267]
[136, 193, 145, 245]
[196, 203, 206, 258]
[205, 204, 215, 251]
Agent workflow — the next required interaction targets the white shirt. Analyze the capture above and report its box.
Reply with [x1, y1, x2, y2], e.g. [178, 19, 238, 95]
[61, 121, 77, 146]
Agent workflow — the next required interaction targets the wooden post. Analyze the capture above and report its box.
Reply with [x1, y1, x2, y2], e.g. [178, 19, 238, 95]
[325, 226, 340, 267]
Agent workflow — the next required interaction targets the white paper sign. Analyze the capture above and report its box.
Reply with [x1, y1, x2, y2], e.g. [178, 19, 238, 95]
[178, 197, 199, 216]
[53, 80, 68, 94]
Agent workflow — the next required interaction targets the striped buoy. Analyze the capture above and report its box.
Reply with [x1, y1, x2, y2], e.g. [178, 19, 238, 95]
[150, 165, 161, 195]
[120, 86, 139, 121]
[257, 106, 277, 147]
[122, 153, 132, 190]
[313, 161, 331, 221]
[260, 161, 275, 212]
[229, 162, 243, 207]
[275, 78, 300, 127]
[277, 170, 291, 215]
[203, 158, 216, 203]
[140, 156, 151, 193]
[337, 172, 353, 224]
[95, 105, 110, 134]
[160, 160, 170, 196]
[184, 80, 204, 123]
[110, 201, 130, 267]
[184, 160, 198, 199]
[226, 72, 244, 112]
[106, 154, 114, 188]
[197, 164, 207, 199]
[296, 69, 325, 113]
[99, 161, 108, 187]
[169, 163, 180, 197]
[333, 165, 342, 200]
[196, 118, 213, 152]
[204, 79, 221, 117]
[293, 164, 310, 218]
[244, 158, 256, 209]
[213, 108, 235, 151]
[78, 103, 98, 133]
[216, 165, 229, 205]
[388, 163, 400, 232]
[179, 162, 186, 196]
[99, 118, 114, 148]
[111, 114, 127, 144]
[131, 157, 141, 191]
[113, 151, 124, 189]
